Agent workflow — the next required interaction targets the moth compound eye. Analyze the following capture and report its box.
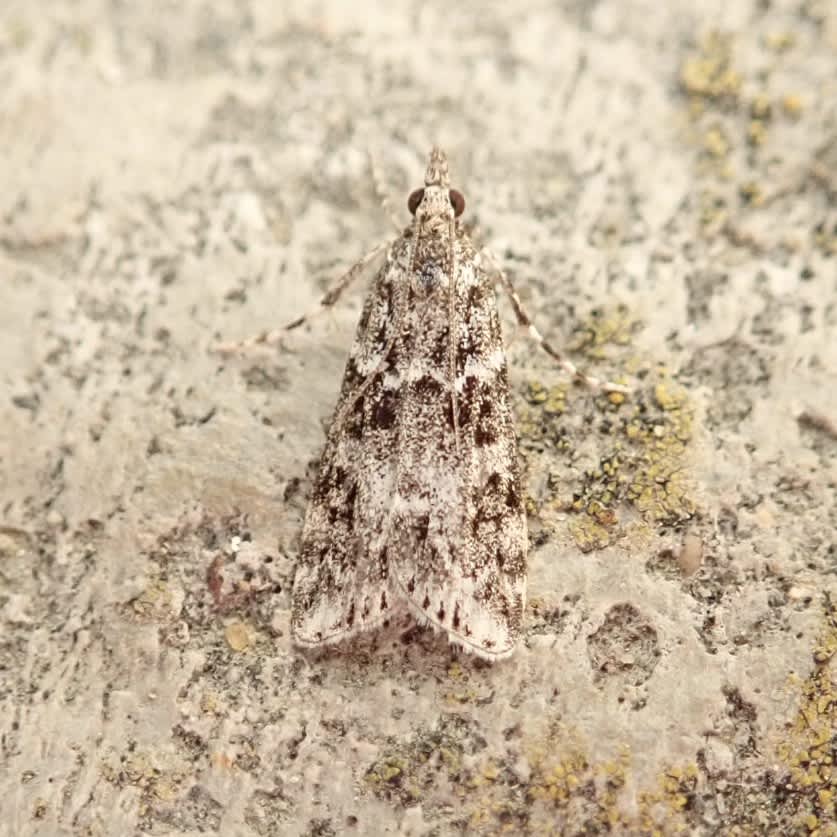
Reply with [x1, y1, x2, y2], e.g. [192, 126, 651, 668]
[408, 188, 425, 215]
[449, 189, 465, 217]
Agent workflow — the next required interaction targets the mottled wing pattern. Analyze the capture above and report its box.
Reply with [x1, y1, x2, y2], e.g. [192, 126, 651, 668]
[291, 246, 405, 646]
[292, 148, 528, 660]
[388, 233, 528, 659]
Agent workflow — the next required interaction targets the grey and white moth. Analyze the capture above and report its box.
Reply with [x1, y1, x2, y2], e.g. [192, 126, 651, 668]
[218, 148, 627, 659]
[291, 149, 528, 660]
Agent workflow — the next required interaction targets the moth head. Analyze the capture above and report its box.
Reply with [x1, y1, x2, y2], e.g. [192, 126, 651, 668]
[407, 188, 465, 219]
[407, 147, 466, 221]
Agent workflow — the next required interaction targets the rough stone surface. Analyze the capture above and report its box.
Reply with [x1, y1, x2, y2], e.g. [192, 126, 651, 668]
[1, 2, 836, 835]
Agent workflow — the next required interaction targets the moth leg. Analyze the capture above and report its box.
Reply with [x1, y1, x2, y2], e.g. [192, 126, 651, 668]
[213, 241, 389, 355]
[481, 247, 632, 395]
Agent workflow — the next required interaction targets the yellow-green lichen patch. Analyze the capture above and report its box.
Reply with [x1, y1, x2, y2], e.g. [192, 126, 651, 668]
[463, 727, 702, 835]
[812, 220, 837, 259]
[782, 94, 803, 117]
[775, 597, 837, 836]
[364, 716, 478, 806]
[365, 755, 413, 794]
[518, 313, 696, 552]
[679, 31, 742, 108]
[439, 660, 496, 706]
[623, 382, 696, 524]
[129, 578, 185, 623]
[366, 619, 836, 836]
[224, 619, 256, 651]
[636, 764, 700, 835]
[99, 746, 193, 825]
[565, 303, 638, 363]
[676, 27, 816, 244]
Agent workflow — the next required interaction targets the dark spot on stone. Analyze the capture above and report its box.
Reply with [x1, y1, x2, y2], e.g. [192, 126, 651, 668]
[586, 603, 661, 688]
[407, 576, 416, 593]
[346, 601, 356, 627]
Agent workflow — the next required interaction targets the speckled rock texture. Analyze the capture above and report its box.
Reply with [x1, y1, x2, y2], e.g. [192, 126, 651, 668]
[1, 2, 836, 835]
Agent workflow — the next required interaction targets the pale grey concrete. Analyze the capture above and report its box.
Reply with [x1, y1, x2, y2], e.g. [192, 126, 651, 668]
[1, 1, 836, 834]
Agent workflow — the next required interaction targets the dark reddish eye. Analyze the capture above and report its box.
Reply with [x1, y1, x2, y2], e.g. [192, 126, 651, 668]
[407, 188, 424, 215]
[449, 189, 465, 217]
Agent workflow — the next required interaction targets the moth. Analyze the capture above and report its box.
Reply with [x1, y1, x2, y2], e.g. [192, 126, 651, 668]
[292, 149, 528, 660]
[219, 148, 626, 660]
